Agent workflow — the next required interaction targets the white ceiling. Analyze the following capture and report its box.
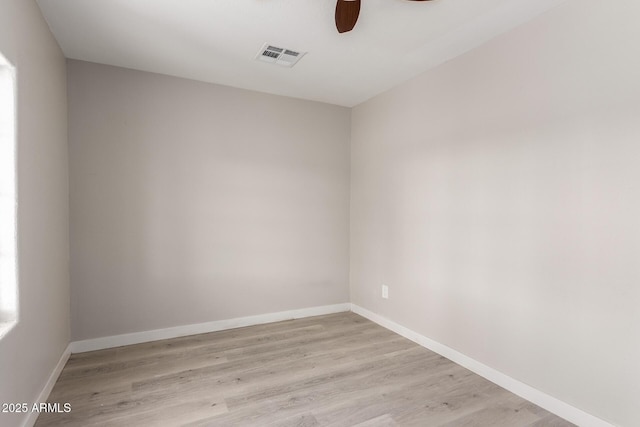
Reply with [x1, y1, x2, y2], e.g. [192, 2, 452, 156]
[36, 0, 566, 107]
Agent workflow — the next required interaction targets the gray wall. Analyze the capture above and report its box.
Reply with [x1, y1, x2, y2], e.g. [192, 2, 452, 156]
[68, 60, 351, 341]
[0, 1, 70, 426]
[350, 0, 640, 425]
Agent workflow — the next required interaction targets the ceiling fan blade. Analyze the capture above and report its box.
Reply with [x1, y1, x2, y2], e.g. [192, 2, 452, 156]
[335, 0, 361, 34]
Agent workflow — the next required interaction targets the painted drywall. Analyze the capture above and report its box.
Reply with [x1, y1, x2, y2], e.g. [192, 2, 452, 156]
[0, 1, 70, 426]
[68, 60, 351, 341]
[350, 0, 640, 425]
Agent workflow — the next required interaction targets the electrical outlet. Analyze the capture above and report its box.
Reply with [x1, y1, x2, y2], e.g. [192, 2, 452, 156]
[382, 285, 389, 299]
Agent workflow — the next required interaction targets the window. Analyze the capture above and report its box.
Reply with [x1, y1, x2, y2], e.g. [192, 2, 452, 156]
[0, 55, 17, 338]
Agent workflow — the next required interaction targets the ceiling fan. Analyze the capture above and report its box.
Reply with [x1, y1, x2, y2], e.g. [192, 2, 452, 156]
[335, 0, 433, 33]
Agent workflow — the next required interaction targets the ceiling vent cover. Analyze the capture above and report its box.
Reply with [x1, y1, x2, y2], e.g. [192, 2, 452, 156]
[255, 43, 306, 68]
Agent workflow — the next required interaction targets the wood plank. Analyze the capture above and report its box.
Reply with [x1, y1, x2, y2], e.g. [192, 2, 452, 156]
[35, 313, 574, 427]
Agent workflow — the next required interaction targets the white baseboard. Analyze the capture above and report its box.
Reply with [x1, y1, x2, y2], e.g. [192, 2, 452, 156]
[29, 304, 610, 426]
[70, 303, 351, 353]
[22, 344, 71, 427]
[350, 304, 613, 427]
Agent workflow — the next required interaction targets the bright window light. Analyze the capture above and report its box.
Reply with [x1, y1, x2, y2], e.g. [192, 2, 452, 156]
[0, 56, 17, 338]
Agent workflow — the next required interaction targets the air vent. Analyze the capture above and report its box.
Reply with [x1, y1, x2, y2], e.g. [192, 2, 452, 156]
[255, 43, 306, 68]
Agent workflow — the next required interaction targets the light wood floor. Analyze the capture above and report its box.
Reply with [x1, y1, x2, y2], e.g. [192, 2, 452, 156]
[36, 312, 573, 426]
